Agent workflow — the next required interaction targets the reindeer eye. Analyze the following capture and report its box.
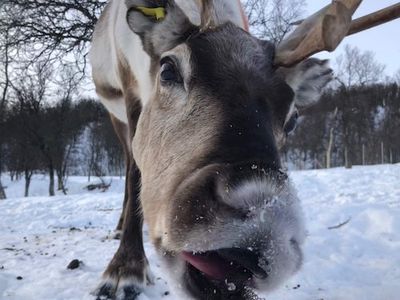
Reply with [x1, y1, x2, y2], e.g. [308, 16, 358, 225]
[160, 57, 182, 85]
[284, 111, 298, 135]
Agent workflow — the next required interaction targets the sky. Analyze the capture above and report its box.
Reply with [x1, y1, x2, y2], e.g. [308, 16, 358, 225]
[306, 0, 400, 77]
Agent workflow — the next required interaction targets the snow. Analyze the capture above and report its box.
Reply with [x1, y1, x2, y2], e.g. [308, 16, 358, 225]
[1, 164, 399, 300]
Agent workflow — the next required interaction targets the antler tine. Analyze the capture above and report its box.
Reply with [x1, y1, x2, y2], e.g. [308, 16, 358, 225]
[275, 1, 400, 67]
[275, 0, 363, 67]
[348, 2, 400, 36]
[196, 0, 217, 29]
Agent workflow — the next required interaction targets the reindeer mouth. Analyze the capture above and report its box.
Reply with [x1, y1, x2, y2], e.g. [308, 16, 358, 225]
[181, 248, 267, 299]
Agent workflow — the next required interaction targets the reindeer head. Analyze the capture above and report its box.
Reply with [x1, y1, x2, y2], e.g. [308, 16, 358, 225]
[125, 0, 332, 298]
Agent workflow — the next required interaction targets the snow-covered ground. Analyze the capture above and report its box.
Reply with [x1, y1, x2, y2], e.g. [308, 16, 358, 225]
[1, 164, 399, 300]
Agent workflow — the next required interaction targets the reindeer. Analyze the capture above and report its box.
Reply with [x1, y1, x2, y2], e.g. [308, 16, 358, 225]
[89, 0, 337, 299]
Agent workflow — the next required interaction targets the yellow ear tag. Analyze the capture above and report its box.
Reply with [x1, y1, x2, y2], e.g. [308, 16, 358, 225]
[136, 6, 166, 21]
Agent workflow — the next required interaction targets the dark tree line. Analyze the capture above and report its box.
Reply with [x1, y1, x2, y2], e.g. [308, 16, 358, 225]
[283, 83, 400, 169]
[282, 44, 399, 170]
[0, 70, 122, 197]
[2, 79, 398, 198]
[0, 0, 108, 198]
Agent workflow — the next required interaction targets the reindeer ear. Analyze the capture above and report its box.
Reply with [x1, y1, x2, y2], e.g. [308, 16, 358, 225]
[278, 58, 333, 108]
[126, 0, 196, 57]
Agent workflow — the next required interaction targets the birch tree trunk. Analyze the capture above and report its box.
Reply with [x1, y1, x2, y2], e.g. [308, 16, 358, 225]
[0, 179, 6, 200]
[326, 107, 338, 169]
[362, 144, 365, 165]
[24, 169, 32, 197]
[326, 128, 334, 169]
[49, 164, 55, 196]
[345, 147, 352, 169]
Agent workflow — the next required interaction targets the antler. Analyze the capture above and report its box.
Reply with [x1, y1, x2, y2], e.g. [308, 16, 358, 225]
[195, 0, 217, 29]
[275, 1, 400, 67]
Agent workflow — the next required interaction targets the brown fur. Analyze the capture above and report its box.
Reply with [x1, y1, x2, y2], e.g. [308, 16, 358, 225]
[109, 115, 130, 231]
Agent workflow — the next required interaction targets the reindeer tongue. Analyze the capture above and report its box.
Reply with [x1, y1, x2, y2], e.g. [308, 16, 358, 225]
[182, 249, 268, 281]
[182, 251, 234, 280]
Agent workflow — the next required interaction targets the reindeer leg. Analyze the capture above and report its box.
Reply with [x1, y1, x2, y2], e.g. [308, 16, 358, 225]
[95, 107, 152, 299]
[115, 193, 127, 239]
[114, 160, 130, 238]
[95, 159, 154, 300]
[109, 115, 131, 238]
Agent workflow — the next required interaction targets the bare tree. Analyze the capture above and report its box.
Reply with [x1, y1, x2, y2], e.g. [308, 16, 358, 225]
[0, 29, 12, 199]
[326, 107, 339, 169]
[0, 33, 11, 114]
[86, 122, 106, 182]
[336, 44, 386, 87]
[394, 69, 400, 85]
[0, 172, 5, 200]
[11, 62, 56, 195]
[52, 66, 81, 194]
[243, 0, 306, 44]
[0, 142, 6, 200]
[334, 45, 386, 168]
[0, 0, 106, 77]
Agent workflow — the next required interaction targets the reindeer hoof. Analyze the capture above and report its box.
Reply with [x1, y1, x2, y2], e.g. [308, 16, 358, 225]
[95, 279, 141, 300]
[93, 254, 154, 300]
[94, 281, 114, 300]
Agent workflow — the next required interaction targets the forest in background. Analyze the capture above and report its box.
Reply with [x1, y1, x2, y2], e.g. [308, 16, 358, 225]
[1, 0, 399, 198]
[284, 82, 400, 169]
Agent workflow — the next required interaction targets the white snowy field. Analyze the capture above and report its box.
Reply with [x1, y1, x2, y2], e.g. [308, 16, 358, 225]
[0, 164, 399, 300]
